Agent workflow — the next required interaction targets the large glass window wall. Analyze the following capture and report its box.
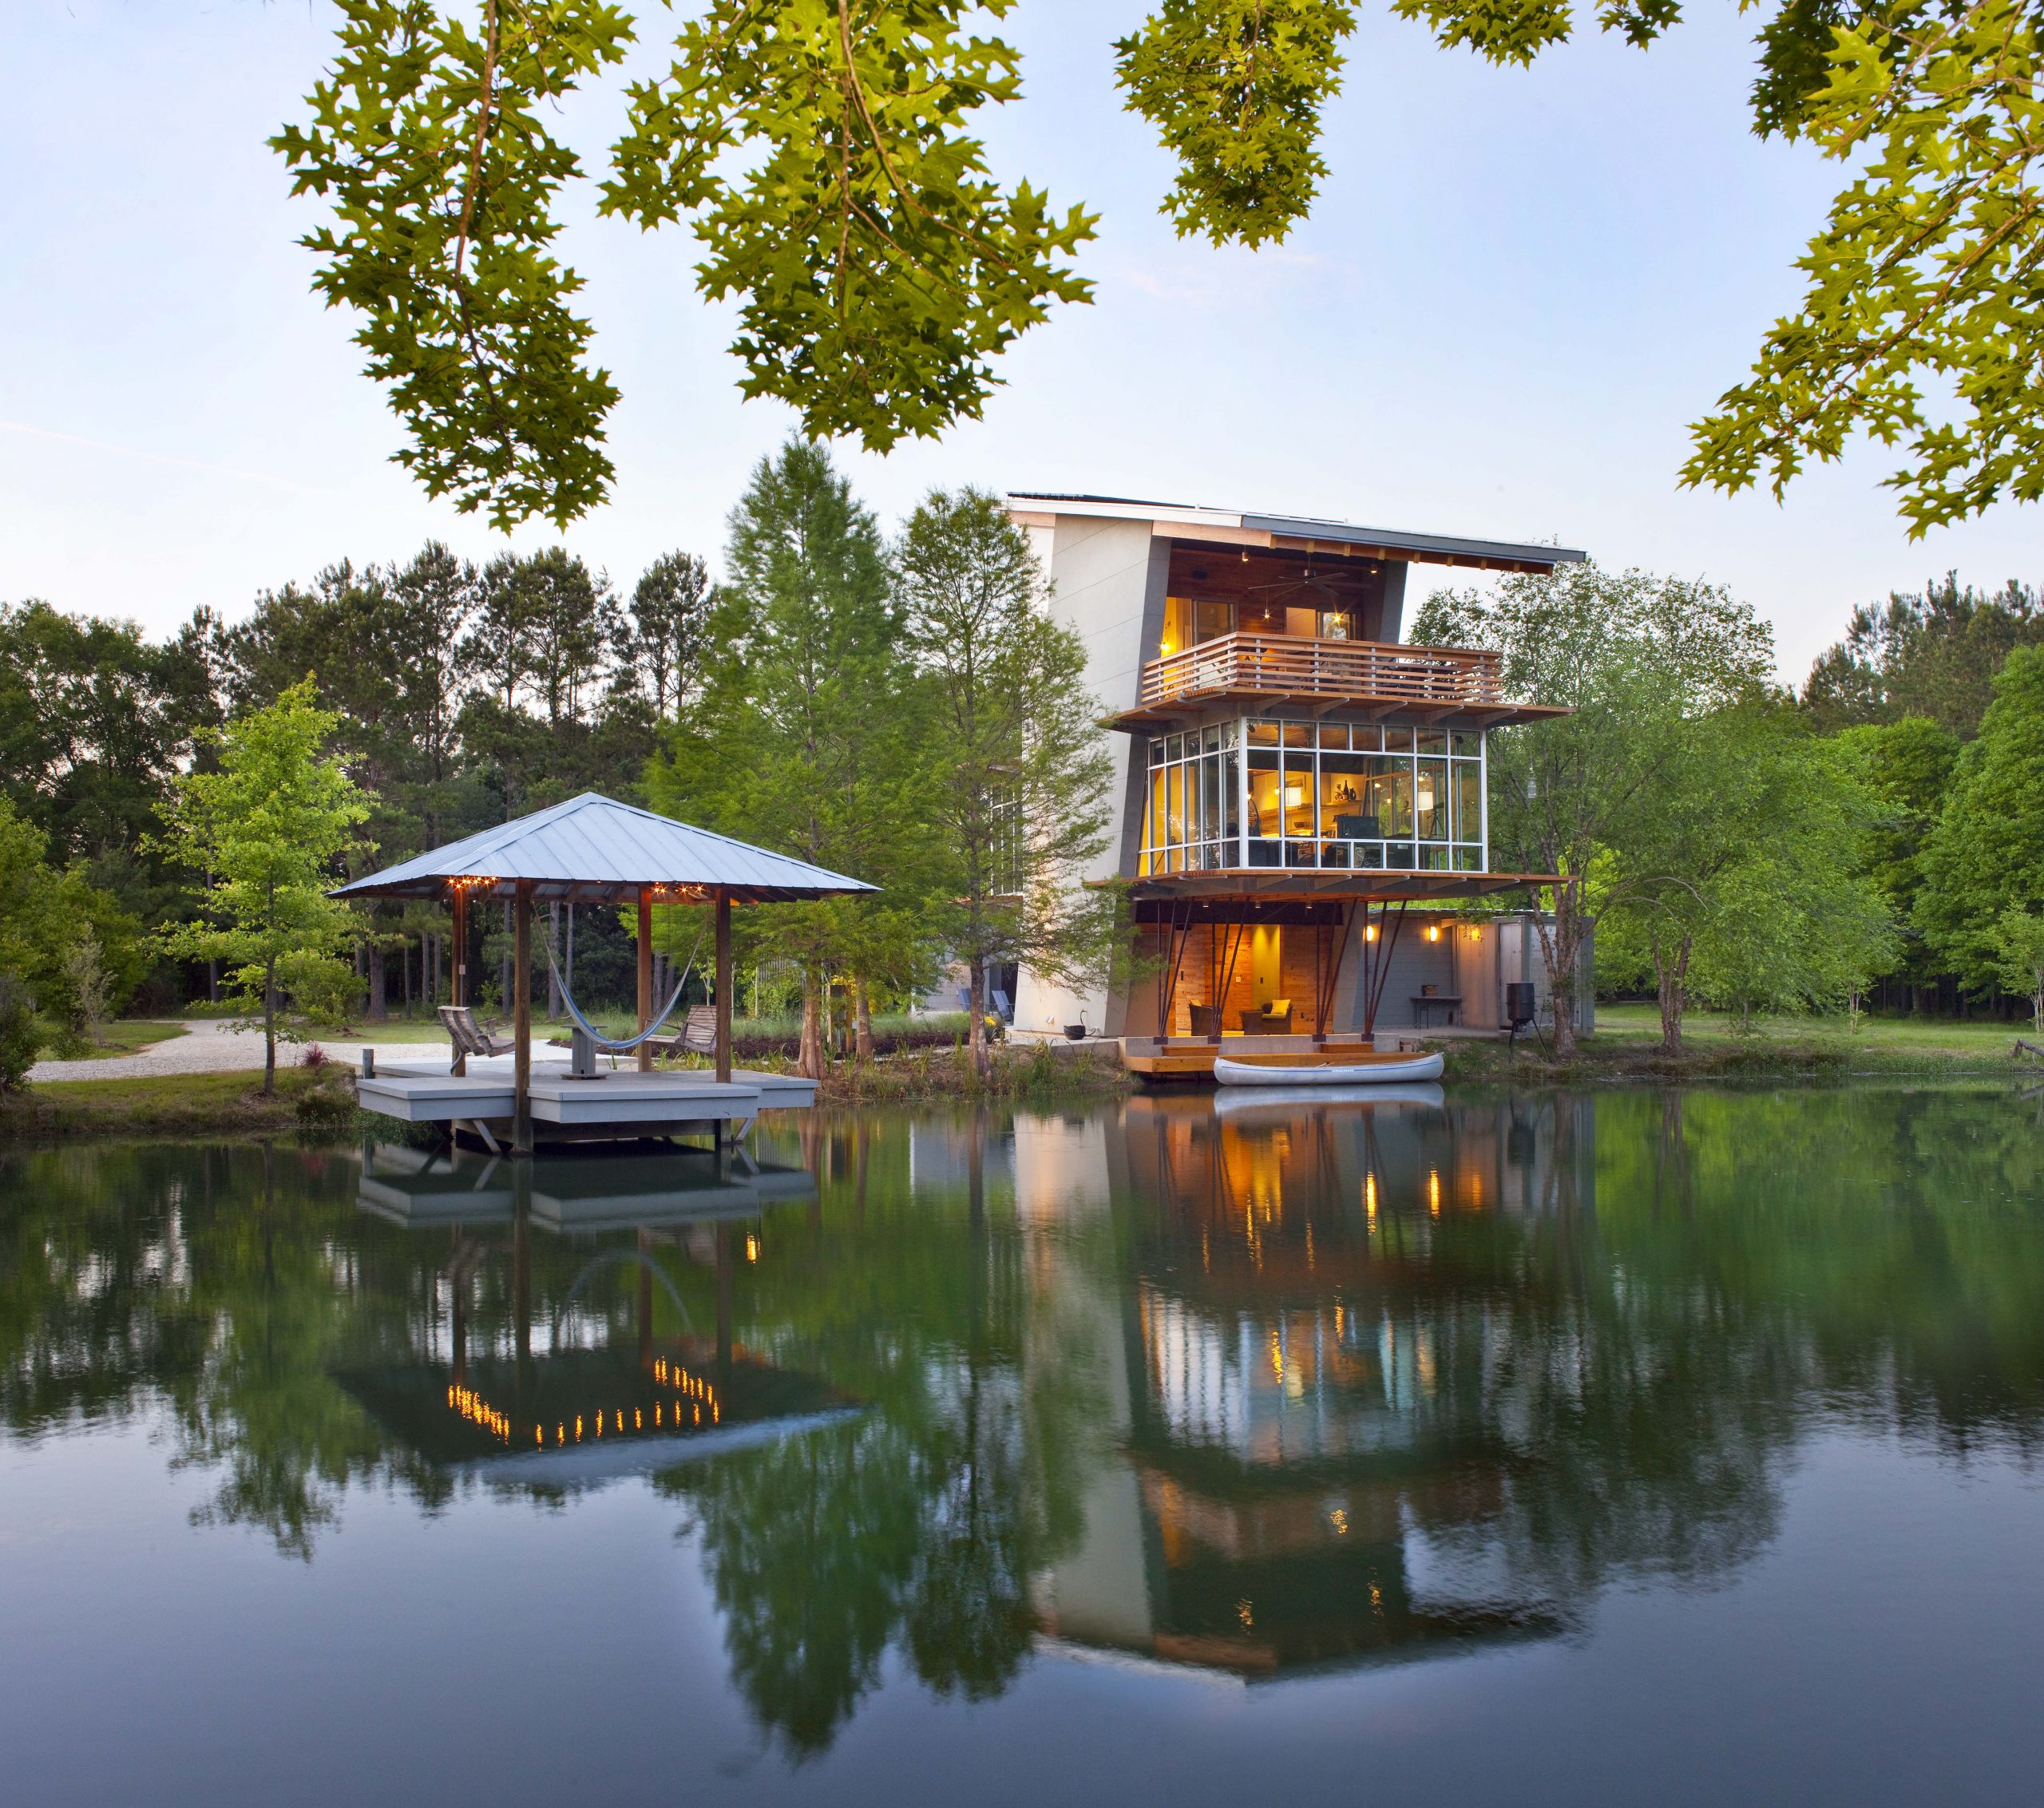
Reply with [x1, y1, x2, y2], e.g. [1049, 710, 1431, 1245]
[1139, 719, 1486, 874]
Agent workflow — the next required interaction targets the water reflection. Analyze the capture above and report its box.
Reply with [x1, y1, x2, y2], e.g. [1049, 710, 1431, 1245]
[5, 1088, 2044, 1765]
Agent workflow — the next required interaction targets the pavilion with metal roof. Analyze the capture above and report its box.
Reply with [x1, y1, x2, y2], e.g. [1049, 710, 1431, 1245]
[334, 793, 874, 1150]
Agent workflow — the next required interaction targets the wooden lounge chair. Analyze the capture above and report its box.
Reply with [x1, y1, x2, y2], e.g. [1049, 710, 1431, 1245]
[680, 1004, 719, 1057]
[438, 1004, 517, 1070]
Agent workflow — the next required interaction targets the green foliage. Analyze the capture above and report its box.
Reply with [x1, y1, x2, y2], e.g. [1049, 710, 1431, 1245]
[1598, 704, 1895, 1041]
[272, 1, 634, 528]
[628, 551, 712, 719]
[1682, 3, 2044, 533]
[1988, 903, 2044, 1028]
[1802, 575, 2044, 737]
[0, 975, 37, 1093]
[651, 439, 931, 1071]
[894, 488, 1113, 1064]
[1916, 645, 2044, 990]
[1831, 714, 1960, 987]
[1682, 738, 1897, 1027]
[267, 0, 2044, 530]
[1415, 562, 1775, 1051]
[1114, 0, 1357, 247]
[604, 0, 1095, 454]
[0, 797, 145, 1041]
[156, 681, 376, 1089]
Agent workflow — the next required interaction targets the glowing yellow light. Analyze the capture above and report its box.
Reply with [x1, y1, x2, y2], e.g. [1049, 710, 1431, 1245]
[1365, 1172, 1377, 1220]
[557, 1424, 565, 1445]
[575, 1415, 584, 1440]
[746, 1236, 759, 1263]
[1365, 924, 1377, 942]
[1426, 924, 1440, 942]
[635, 1410, 642, 1430]
[535, 1427, 542, 1446]
[1330, 1509, 1349, 1535]
[694, 1405, 701, 1425]
[1237, 1600, 1254, 1629]
[1428, 1169, 1441, 1216]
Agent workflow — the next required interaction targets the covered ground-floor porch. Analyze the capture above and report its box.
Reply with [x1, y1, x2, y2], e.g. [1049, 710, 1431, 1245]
[1099, 878, 1591, 1078]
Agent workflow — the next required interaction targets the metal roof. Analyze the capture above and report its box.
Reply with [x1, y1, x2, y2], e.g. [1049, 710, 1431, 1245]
[331, 793, 877, 904]
[1006, 493, 1586, 572]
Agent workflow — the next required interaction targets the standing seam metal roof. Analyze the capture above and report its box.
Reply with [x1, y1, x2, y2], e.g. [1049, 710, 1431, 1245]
[330, 793, 876, 903]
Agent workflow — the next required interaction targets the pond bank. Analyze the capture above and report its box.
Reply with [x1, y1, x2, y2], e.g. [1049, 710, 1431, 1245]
[0, 1065, 362, 1142]
[8, 1032, 2032, 1143]
[1435, 1031, 2043, 1083]
[0, 1044, 1133, 1143]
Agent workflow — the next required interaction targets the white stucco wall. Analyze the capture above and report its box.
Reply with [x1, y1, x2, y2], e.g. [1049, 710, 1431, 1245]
[1013, 515, 1157, 1038]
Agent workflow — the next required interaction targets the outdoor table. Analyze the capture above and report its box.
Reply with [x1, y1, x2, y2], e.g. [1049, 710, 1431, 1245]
[1411, 994, 1463, 1027]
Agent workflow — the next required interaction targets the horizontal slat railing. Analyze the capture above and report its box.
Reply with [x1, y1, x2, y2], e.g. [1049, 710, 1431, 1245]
[1141, 632, 1505, 709]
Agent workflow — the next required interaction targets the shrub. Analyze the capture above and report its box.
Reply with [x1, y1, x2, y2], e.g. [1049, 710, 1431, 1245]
[0, 974, 38, 1092]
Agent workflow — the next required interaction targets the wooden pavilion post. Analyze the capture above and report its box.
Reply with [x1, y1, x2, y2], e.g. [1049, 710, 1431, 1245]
[715, 888, 733, 1085]
[513, 880, 533, 1153]
[450, 884, 469, 1077]
[636, 888, 654, 1074]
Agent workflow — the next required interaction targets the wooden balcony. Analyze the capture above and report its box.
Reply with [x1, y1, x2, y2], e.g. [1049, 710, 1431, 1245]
[1116, 631, 1561, 729]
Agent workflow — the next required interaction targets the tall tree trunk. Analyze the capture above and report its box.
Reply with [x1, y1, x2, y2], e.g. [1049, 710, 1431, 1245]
[854, 975, 874, 1063]
[798, 977, 826, 1080]
[367, 936, 387, 1023]
[968, 963, 990, 1079]
[263, 955, 277, 1096]
[1653, 933, 1692, 1054]
[1531, 881, 1586, 1061]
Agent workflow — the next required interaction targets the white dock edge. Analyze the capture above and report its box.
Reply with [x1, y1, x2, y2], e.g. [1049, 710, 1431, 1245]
[355, 1056, 818, 1137]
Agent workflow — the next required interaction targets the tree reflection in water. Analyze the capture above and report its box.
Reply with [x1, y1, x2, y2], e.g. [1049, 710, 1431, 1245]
[3, 1088, 2044, 1747]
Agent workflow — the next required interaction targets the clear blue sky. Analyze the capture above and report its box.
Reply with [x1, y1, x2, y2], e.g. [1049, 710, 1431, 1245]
[3, 1, 2036, 682]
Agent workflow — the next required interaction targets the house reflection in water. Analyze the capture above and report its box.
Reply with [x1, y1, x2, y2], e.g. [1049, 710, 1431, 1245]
[1024, 1091, 1594, 1678]
[339, 1145, 854, 1486]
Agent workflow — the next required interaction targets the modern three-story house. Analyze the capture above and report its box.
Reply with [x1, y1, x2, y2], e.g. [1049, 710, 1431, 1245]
[1004, 494, 1588, 1066]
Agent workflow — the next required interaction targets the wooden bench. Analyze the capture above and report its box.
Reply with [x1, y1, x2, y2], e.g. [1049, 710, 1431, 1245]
[438, 1004, 517, 1071]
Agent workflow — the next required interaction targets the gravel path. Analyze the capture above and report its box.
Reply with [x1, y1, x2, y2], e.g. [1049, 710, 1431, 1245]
[26, 1021, 555, 1085]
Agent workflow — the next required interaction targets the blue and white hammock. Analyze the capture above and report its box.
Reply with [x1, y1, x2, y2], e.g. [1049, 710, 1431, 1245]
[546, 930, 701, 1054]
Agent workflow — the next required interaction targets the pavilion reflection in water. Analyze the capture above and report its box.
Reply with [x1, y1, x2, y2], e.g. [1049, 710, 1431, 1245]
[1026, 1090, 1594, 1679]
[340, 1144, 854, 1486]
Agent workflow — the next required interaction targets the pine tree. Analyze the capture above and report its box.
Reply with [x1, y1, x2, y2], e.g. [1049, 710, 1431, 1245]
[895, 489, 1112, 1074]
[650, 440, 925, 1078]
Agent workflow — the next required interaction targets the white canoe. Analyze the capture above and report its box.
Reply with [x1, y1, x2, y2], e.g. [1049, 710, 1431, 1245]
[1212, 1051, 1445, 1087]
[1214, 1082, 1445, 1117]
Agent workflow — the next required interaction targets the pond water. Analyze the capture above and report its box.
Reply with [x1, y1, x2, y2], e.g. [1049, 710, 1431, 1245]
[4, 1086, 2043, 1805]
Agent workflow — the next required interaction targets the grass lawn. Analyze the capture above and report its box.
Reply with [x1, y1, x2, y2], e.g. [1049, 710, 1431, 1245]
[69, 1020, 189, 1058]
[1594, 1002, 2041, 1057]
[1439, 1000, 2044, 1082]
[0, 1065, 360, 1141]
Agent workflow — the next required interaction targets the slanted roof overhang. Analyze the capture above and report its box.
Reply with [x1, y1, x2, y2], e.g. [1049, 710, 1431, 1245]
[331, 792, 877, 905]
[1117, 871, 1563, 906]
[1006, 493, 1587, 576]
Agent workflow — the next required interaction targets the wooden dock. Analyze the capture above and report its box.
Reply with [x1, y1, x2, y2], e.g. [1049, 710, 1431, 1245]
[356, 1055, 816, 1147]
